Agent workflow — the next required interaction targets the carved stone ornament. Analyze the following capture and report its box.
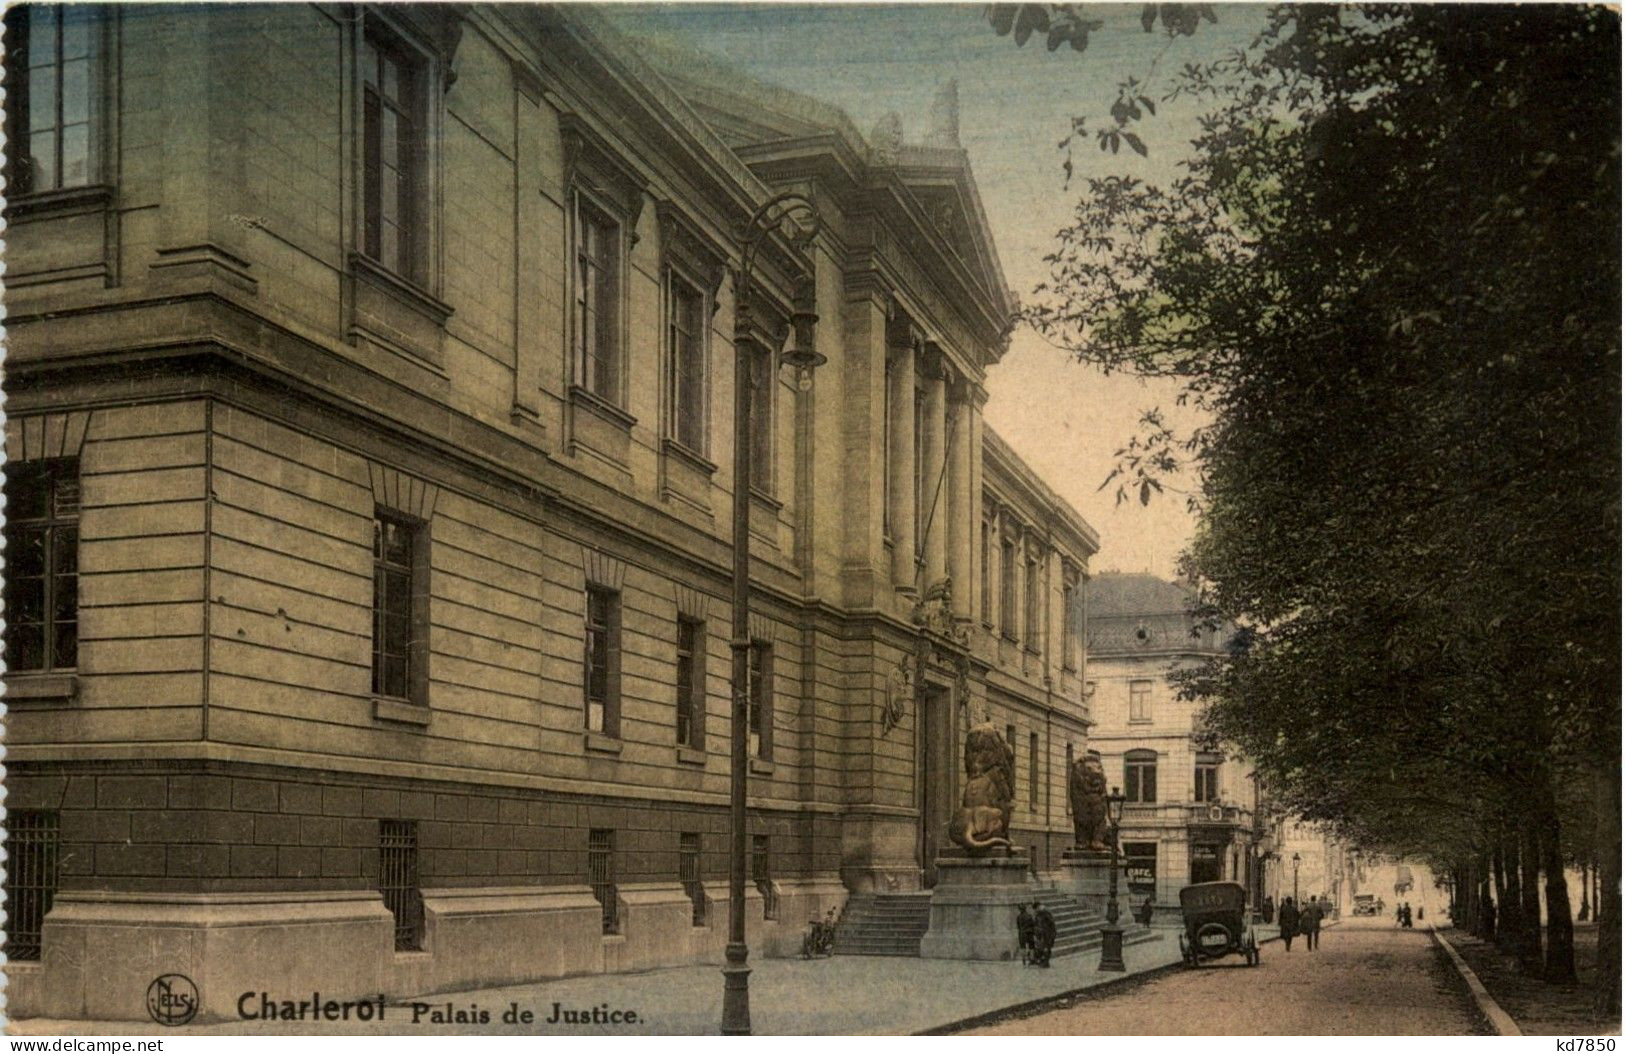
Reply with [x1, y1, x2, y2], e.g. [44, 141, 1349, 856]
[947, 722, 1015, 855]
[911, 576, 957, 639]
[1069, 754, 1110, 851]
[882, 661, 911, 736]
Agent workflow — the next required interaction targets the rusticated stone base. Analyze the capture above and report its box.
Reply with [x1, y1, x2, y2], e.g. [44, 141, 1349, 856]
[918, 848, 1038, 961]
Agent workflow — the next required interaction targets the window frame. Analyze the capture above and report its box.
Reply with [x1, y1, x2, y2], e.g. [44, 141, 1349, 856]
[999, 535, 1018, 641]
[1125, 749, 1159, 804]
[360, 18, 429, 284]
[584, 585, 622, 738]
[573, 191, 626, 406]
[675, 615, 706, 750]
[1024, 551, 1041, 653]
[979, 517, 994, 626]
[1061, 567, 1081, 672]
[747, 638, 773, 760]
[1194, 753, 1222, 804]
[1129, 679, 1152, 723]
[3, 458, 81, 674]
[666, 267, 710, 456]
[1028, 731, 1040, 811]
[372, 508, 429, 707]
[3, 4, 101, 198]
[747, 343, 777, 495]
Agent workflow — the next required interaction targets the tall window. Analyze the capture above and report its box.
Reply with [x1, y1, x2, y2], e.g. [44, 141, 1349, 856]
[675, 617, 705, 750]
[913, 389, 927, 551]
[1129, 679, 1152, 723]
[575, 200, 621, 401]
[747, 640, 772, 759]
[3, 811, 58, 961]
[752, 834, 777, 920]
[5, 459, 80, 672]
[1024, 554, 1041, 650]
[584, 587, 620, 736]
[1005, 723, 1017, 800]
[362, 23, 426, 282]
[999, 537, 1017, 638]
[680, 832, 706, 926]
[379, 820, 423, 951]
[1125, 749, 1158, 804]
[588, 829, 619, 935]
[1061, 571, 1080, 671]
[4, 5, 94, 195]
[748, 346, 775, 491]
[372, 511, 422, 702]
[668, 274, 707, 451]
[1195, 753, 1222, 803]
[979, 518, 993, 625]
[1028, 731, 1040, 810]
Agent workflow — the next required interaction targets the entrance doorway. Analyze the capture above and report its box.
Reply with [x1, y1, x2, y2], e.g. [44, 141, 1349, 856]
[1190, 844, 1222, 884]
[916, 684, 953, 887]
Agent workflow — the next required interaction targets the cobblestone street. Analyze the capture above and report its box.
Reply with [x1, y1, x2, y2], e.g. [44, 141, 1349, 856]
[968, 920, 1490, 1035]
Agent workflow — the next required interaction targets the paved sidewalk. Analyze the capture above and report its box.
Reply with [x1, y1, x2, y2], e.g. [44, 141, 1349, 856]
[10, 932, 1192, 1037]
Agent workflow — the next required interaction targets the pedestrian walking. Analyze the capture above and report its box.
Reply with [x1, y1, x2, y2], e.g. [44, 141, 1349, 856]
[1278, 896, 1300, 952]
[1263, 895, 1275, 924]
[1032, 901, 1056, 968]
[1302, 896, 1324, 950]
[1016, 904, 1034, 965]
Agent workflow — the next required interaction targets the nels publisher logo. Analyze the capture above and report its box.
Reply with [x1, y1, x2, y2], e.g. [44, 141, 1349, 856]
[146, 973, 200, 1026]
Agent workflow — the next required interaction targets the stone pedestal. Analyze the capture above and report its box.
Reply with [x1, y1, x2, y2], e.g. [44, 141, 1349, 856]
[918, 848, 1038, 961]
[1053, 848, 1120, 915]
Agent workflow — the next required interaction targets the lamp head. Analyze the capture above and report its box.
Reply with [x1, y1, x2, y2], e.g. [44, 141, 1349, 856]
[1106, 785, 1126, 825]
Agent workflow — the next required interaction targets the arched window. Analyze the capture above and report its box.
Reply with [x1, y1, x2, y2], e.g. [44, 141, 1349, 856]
[1125, 749, 1158, 803]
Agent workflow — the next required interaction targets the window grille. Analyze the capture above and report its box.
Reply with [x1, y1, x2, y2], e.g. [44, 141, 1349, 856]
[4, 458, 81, 672]
[588, 829, 618, 935]
[679, 832, 705, 926]
[4, 811, 59, 961]
[751, 834, 777, 920]
[379, 820, 423, 951]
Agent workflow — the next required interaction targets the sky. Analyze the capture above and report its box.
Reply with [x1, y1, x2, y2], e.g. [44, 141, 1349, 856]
[606, 2, 1269, 577]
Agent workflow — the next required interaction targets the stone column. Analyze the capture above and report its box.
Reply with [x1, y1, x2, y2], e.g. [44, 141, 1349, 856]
[887, 320, 917, 594]
[920, 344, 948, 590]
[946, 371, 973, 622]
[970, 387, 987, 628]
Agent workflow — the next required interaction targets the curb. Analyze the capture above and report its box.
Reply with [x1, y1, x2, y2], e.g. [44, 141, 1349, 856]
[926, 918, 1325, 1035]
[918, 952, 1186, 1035]
[1430, 924, 1522, 1036]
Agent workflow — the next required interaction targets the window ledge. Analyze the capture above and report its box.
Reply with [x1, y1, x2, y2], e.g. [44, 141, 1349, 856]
[749, 758, 775, 776]
[661, 437, 717, 477]
[748, 486, 783, 513]
[1128, 718, 1154, 726]
[585, 731, 624, 756]
[373, 697, 431, 727]
[5, 671, 79, 703]
[349, 251, 453, 325]
[5, 183, 114, 221]
[570, 384, 637, 431]
[676, 745, 708, 767]
[393, 950, 432, 963]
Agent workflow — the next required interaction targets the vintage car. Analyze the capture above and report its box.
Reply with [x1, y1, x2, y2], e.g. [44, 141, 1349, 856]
[1353, 893, 1380, 916]
[1177, 881, 1260, 967]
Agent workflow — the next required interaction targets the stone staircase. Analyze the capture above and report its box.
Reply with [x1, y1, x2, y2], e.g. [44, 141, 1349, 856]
[832, 886, 1158, 959]
[832, 892, 933, 956]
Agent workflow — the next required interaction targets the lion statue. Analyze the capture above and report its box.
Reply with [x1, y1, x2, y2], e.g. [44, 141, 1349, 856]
[947, 722, 1014, 854]
[1069, 754, 1110, 851]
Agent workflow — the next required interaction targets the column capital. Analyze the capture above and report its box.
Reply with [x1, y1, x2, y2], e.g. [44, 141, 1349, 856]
[918, 341, 950, 382]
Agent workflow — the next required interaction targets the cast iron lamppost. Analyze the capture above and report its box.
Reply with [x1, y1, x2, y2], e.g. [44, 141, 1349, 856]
[1098, 785, 1127, 972]
[1292, 851, 1301, 905]
[722, 191, 823, 1037]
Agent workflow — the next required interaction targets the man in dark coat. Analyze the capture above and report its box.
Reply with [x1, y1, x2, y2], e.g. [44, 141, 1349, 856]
[1278, 896, 1300, 952]
[1263, 895, 1275, 924]
[1016, 904, 1035, 964]
[1302, 896, 1324, 950]
[1032, 901, 1056, 967]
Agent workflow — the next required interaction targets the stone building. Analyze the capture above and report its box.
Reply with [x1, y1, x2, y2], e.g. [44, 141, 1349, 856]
[0, 4, 1096, 1021]
[1082, 572, 1258, 916]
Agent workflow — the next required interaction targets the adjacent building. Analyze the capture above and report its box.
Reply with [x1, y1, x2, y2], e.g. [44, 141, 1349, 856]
[0, 4, 1098, 1021]
[1082, 572, 1259, 916]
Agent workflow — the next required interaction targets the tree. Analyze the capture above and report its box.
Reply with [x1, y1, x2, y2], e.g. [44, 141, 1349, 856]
[1012, 4, 1619, 1012]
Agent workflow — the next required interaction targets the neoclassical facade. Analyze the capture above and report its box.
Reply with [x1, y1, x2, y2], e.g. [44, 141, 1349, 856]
[1, 4, 1096, 1021]
[1083, 573, 1258, 915]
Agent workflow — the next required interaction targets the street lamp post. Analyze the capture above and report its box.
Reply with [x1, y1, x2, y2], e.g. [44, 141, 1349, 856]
[722, 191, 823, 1037]
[1292, 851, 1301, 905]
[1098, 786, 1127, 972]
